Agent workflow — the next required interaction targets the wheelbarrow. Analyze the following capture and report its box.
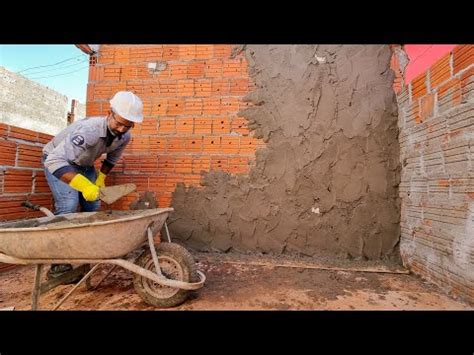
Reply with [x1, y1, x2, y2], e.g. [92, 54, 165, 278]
[0, 203, 206, 310]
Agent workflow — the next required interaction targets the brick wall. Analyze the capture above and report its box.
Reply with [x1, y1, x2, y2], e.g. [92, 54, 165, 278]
[0, 123, 54, 270]
[396, 45, 474, 303]
[0, 66, 70, 135]
[0, 123, 54, 221]
[86, 45, 264, 209]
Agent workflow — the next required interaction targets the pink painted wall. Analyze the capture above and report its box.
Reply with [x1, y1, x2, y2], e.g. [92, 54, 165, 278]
[404, 45, 456, 84]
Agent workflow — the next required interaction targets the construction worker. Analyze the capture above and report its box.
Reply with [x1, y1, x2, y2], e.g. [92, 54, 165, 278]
[41, 91, 143, 281]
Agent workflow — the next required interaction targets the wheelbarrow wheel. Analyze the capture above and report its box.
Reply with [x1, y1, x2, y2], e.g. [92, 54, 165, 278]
[133, 242, 199, 308]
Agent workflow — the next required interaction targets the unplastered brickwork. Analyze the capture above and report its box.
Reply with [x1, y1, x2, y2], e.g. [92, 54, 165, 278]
[396, 45, 474, 303]
[0, 123, 54, 221]
[87, 45, 263, 209]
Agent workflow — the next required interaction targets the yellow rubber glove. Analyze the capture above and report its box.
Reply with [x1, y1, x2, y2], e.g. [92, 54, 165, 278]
[69, 174, 100, 202]
[95, 171, 107, 188]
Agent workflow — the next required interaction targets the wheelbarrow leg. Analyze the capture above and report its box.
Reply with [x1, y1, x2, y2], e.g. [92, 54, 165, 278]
[84, 264, 93, 291]
[31, 264, 43, 310]
[52, 264, 101, 310]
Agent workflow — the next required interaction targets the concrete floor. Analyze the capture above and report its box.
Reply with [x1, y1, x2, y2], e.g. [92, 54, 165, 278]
[0, 251, 471, 310]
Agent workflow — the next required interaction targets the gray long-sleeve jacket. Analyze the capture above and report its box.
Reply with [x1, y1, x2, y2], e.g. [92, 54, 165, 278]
[43, 116, 131, 176]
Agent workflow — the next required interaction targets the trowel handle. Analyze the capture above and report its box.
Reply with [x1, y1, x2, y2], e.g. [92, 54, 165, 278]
[22, 201, 41, 211]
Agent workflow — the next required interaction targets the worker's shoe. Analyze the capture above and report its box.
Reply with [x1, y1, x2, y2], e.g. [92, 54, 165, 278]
[47, 264, 83, 284]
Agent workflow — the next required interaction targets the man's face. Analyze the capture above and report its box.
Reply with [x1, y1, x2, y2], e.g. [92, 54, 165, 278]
[107, 110, 134, 137]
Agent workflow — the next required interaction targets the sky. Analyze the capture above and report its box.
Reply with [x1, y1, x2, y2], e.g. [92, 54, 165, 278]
[404, 44, 456, 83]
[0, 44, 459, 104]
[0, 44, 89, 104]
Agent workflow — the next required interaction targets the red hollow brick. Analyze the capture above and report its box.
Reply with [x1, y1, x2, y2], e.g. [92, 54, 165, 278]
[211, 156, 229, 171]
[0, 141, 17, 166]
[212, 118, 230, 135]
[410, 72, 427, 100]
[33, 171, 50, 193]
[420, 93, 434, 121]
[162, 45, 179, 61]
[231, 118, 250, 135]
[0, 123, 8, 137]
[453, 45, 474, 75]
[187, 62, 205, 78]
[175, 156, 193, 174]
[184, 98, 203, 115]
[194, 118, 213, 134]
[203, 136, 222, 153]
[167, 99, 185, 116]
[192, 157, 211, 173]
[176, 118, 194, 135]
[214, 45, 233, 58]
[176, 79, 194, 97]
[179, 45, 197, 60]
[17, 144, 43, 168]
[158, 118, 176, 134]
[195, 45, 214, 60]
[438, 77, 462, 112]
[158, 156, 176, 173]
[8, 126, 38, 143]
[3, 169, 33, 193]
[184, 137, 203, 153]
[221, 136, 240, 154]
[429, 53, 451, 89]
[229, 157, 250, 174]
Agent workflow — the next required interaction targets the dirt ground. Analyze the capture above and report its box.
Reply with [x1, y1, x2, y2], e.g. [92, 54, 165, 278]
[0, 251, 471, 310]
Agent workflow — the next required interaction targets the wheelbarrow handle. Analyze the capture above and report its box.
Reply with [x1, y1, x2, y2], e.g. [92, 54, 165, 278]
[21, 201, 55, 217]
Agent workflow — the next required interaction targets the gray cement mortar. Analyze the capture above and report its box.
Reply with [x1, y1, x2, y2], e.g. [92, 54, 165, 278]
[169, 45, 401, 261]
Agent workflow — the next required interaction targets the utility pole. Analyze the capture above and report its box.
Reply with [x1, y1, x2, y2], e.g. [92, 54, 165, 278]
[67, 99, 78, 125]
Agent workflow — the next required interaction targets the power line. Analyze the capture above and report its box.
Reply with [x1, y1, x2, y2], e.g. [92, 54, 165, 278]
[23, 58, 89, 76]
[28, 65, 89, 80]
[17, 54, 87, 73]
[409, 45, 433, 66]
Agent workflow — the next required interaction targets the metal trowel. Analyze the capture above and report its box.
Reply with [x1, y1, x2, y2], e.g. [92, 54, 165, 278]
[99, 183, 137, 204]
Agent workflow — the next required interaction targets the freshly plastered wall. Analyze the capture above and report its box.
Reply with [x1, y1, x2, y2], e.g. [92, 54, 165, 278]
[88, 44, 401, 260]
[170, 45, 401, 260]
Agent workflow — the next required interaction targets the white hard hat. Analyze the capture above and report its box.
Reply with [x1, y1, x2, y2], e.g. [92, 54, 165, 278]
[109, 91, 143, 123]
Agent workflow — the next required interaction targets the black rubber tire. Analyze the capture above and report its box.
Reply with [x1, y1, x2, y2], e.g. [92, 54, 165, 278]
[133, 242, 199, 308]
